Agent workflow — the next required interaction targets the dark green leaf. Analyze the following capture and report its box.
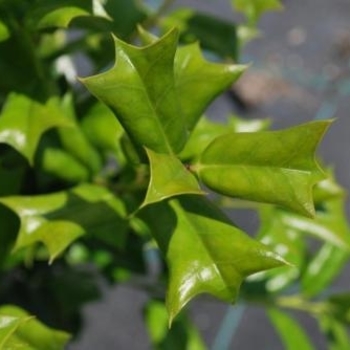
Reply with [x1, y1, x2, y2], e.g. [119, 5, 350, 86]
[139, 195, 286, 323]
[104, 0, 147, 38]
[268, 308, 315, 350]
[194, 121, 330, 217]
[162, 9, 239, 60]
[0, 183, 127, 261]
[326, 293, 350, 324]
[0, 147, 27, 196]
[0, 204, 19, 266]
[0, 305, 70, 350]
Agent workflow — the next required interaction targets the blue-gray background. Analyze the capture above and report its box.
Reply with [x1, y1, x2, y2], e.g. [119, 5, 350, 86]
[68, 1, 350, 348]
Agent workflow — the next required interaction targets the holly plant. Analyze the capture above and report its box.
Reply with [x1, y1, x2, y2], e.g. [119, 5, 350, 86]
[0, 0, 349, 349]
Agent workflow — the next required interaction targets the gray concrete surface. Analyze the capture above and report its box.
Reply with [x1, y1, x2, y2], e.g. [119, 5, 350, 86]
[69, 1, 350, 349]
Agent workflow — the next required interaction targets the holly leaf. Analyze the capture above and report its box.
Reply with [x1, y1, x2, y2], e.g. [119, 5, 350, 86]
[174, 43, 245, 132]
[0, 184, 127, 262]
[179, 115, 270, 161]
[232, 0, 283, 25]
[0, 94, 71, 165]
[0, 305, 70, 350]
[81, 28, 245, 154]
[141, 148, 203, 208]
[139, 195, 286, 323]
[81, 29, 186, 154]
[193, 121, 330, 217]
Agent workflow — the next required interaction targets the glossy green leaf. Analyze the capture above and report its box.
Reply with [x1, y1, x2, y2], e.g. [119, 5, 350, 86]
[179, 115, 270, 161]
[139, 195, 286, 323]
[162, 9, 239, 60]
[142, 148, 203, 207]
[81, 29, 186, 154]
[268, 308, 315, 350]
[0, 94, 71, 165]
[0, 183, 127, 262]
[232, 0, 283, 25]
[81, 29, 245, 154]
[145, 300, 205, 350]
[0, 305, 70, 349]
[194, 121, 330, 217]
[174, 44, 245, 132]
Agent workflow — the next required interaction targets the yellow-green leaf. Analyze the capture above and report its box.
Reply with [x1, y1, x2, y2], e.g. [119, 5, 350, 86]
[194, 121, 330, 217]
[174, 44, 245, 132]
[141, 148, 203, 208]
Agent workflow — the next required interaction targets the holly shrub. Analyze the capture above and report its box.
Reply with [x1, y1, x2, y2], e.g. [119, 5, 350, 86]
[0, 0, 349, 349]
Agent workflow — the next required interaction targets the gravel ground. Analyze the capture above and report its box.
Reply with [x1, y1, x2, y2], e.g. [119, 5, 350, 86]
[69, 1, 350, 349]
